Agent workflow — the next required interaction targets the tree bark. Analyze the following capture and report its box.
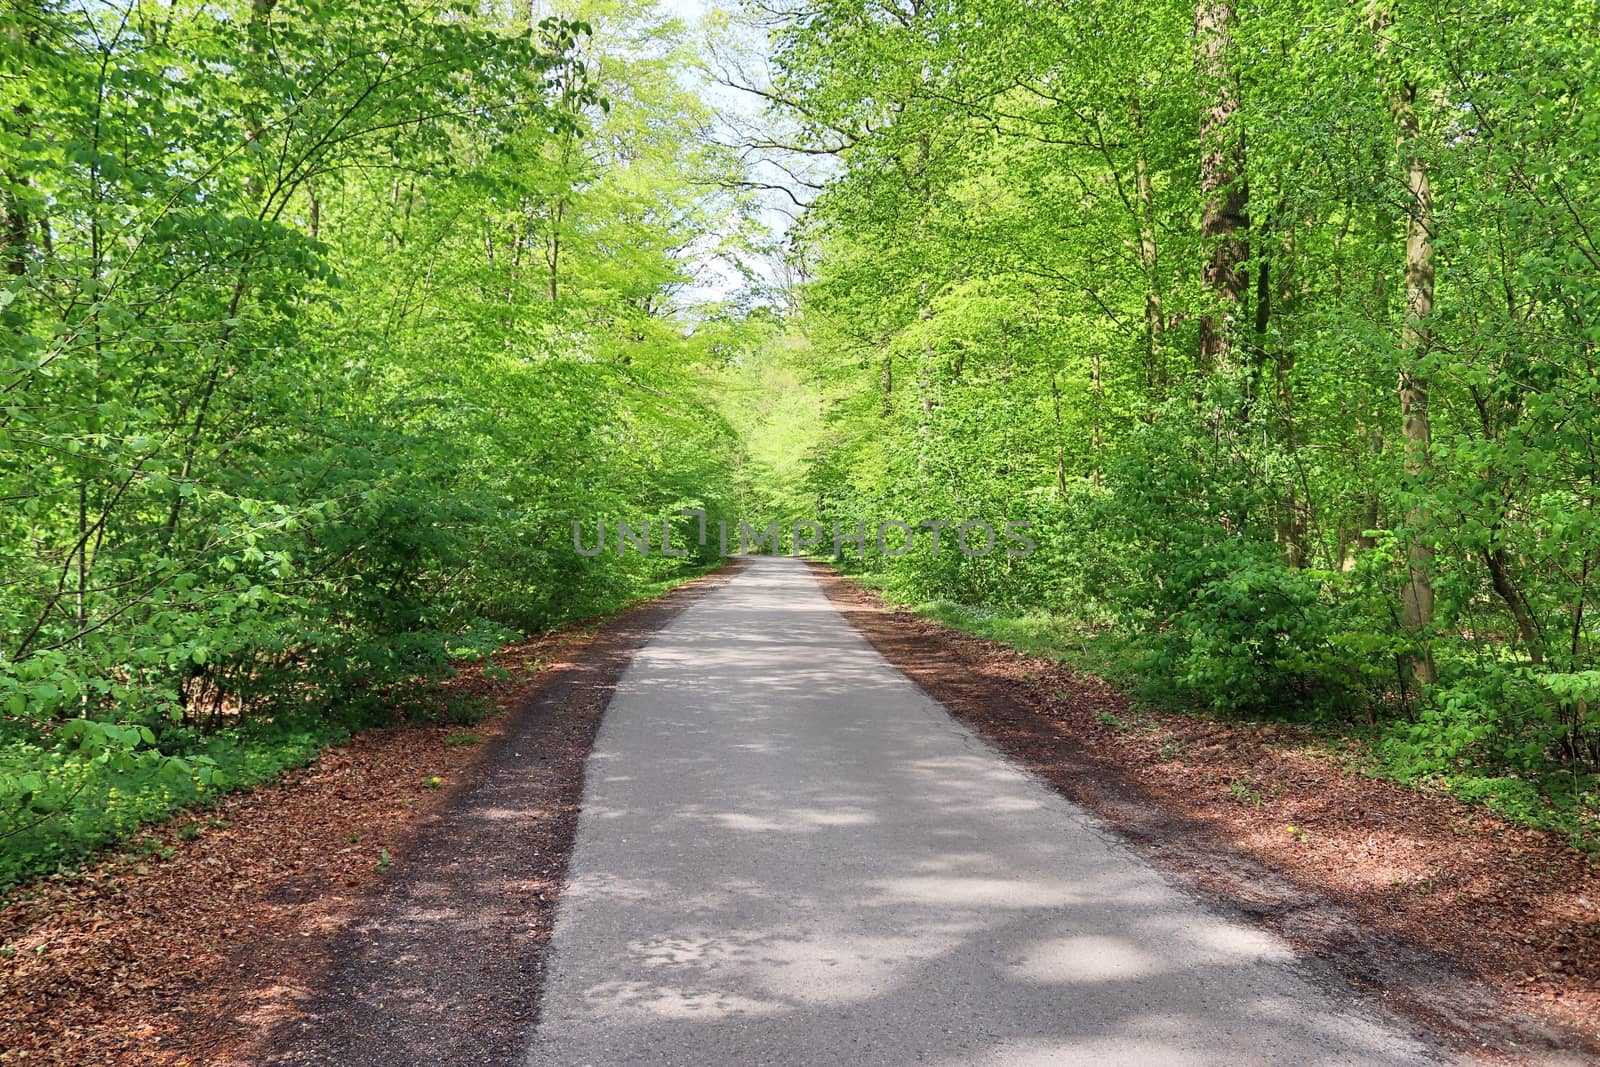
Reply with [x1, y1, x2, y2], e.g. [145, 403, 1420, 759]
[1484, 545, 1544, 663]
[1195, 0, 1248, 376]
[1260, 235, 1309, 568]
[1090, 347, 1104, 486]
[2, 2, 39, 276]
[1132, 100, 1165, 395]
[1051, 371, 1068, 495]
[1378, 5, 1438, 688]
[242, 0, 278, 201]
[1, 180, 25, 276]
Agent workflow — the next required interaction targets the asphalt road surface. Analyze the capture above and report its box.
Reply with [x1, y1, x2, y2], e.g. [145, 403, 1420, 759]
[526, 556, 1443, 1066]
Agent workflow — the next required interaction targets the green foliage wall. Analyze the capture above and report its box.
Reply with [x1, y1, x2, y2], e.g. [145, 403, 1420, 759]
[744, 0, 1600, 816]
[0, 0, 754, 882]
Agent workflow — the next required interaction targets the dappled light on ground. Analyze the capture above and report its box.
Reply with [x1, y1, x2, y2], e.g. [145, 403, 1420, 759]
[528, 558, 1436, 1065]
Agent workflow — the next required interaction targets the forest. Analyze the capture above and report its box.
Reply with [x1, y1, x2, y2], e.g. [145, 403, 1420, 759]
[731, 0, 1600, 843]
[2, 0, 1598, 888]
[0, 0, 751, 883]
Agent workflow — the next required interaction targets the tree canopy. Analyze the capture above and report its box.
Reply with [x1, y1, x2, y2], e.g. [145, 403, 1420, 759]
[0, 0, 756, 881]
[3, 0, 1599, 877]
[725, 0, 1600, 838]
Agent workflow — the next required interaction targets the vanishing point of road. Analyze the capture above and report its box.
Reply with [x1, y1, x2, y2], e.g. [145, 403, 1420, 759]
[527, 556, 1442, 1066]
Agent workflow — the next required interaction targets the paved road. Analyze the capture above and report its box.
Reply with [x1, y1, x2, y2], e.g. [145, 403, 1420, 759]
[526, 557, 1442, 1066]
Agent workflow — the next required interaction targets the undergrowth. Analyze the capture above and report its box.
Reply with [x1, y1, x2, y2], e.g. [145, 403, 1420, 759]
[0, 564, 719, 893]
[908, 595, 1600, 850]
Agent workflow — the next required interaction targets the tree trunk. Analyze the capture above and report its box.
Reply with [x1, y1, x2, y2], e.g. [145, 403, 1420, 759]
[1262, 255, 1309, 568]
[1051, 371, 1068, 495]
[1, 180, 25, 276]
[1356, 428, 1382, 555]
[2, 3, 38, 276]
[1388, 46, 1438, 688]
[1132, 100, 1165, 395]
[911, 125, 935, 468]
[243, 0, 278, 202]
[1195, 0, 1248, 376]
[1397, 202, 1436, 682]
[1090, 347, 1104, 486]
[1485, 545, 1544, 663]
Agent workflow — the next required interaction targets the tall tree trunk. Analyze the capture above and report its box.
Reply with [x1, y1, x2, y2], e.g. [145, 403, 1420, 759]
[1051, 370, 1068, 495]
[1470, 385, 1546, 663]
[0, 178, 25, 276]
[1257, 213, 1309, 567]
[1090, 347, 1104, 486]
[2, 2, 39, 276]
[1354, 424, 1383, 566]
[1377, 5, 1438, 688]
[243, 0, 278, 202]
[1132, 100, 1165, 396]
[911, 123, 935, 470]
[1195, 0, 1248, 376]
[547, 198, 562, 302]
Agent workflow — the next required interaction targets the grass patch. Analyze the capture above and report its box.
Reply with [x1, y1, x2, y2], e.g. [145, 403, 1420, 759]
[914, 600, 1159, 699]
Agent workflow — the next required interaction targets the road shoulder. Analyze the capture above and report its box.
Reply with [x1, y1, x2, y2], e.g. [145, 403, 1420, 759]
[253, 562, 745, 1066]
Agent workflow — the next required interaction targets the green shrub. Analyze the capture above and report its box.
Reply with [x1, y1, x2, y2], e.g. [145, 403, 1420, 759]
[1138, 539, 1354, 717]
[0, 722, 342, 890]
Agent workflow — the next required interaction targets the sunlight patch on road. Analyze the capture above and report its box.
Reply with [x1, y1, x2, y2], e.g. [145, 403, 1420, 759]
[1005, 934, 1164, 984]
[867, 875, 1085, 909]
